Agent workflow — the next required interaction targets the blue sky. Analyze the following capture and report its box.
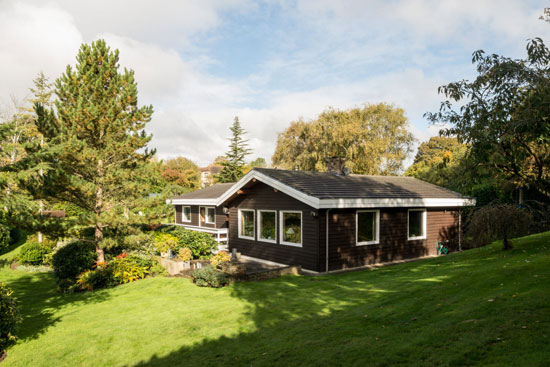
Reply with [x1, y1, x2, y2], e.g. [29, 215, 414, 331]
[1, 0, 549, 167]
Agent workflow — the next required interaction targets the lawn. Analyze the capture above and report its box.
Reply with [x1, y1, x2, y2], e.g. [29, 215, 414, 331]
[1, 232, 550, 367]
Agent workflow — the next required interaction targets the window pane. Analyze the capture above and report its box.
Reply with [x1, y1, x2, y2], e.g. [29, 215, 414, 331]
[409, 211, 424, 238]
[259, 212, 276, 241]
[200, 207, 205, 223]
[206, 207, 215, 223]
[183, 207, 191, 221]
[282, 212, 301, 244]
[240, 210, 254, 238]
[358, 211, 376, 242]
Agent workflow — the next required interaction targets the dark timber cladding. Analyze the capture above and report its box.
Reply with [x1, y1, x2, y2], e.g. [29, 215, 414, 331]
[228, 181, 320, 271]
[320, 208, 460, 271]
[174, 205, 227, 229]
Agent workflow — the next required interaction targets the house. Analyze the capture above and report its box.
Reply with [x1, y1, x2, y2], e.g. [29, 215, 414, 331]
[169, 182, 234, 249]
[198, 164, 223, 188]
[169, 166, 475, 272]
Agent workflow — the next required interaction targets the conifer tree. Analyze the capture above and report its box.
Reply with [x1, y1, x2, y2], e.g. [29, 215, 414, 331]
[31, 40, 154, 260]
[216, 117, 251, 183]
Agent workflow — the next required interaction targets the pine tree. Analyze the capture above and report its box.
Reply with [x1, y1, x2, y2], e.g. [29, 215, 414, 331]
[31, 40, 154, 260]
[216, 117, 251, 183]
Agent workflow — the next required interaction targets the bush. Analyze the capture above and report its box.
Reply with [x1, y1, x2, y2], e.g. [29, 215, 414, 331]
[0, 224, 10, 255]
[192, 266, 229, 288]
[52, 240, 97, 285]
[110, 255, 149, 284]
[153, 233, 179, 255]
[160, 227, 218, 259]
[8, 228, 23, 245]
[0, 282, 21, 353]
[18, 242, 51, 266]
[76, 262, 113, 291]
[210, 251, 231, 268]
[177, 247, 192, 262]
[465, 204, 532, 250]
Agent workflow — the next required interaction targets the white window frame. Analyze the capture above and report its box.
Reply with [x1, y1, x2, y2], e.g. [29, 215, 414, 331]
[257, 210, 277, 244]
[182, 206, 191, 223]
[356, 209, 380, 246]
[238, 209, 255, 240]
[408, 208, 427, 241]
[205, 206, 216, 224]
[279, 210, 303, 247]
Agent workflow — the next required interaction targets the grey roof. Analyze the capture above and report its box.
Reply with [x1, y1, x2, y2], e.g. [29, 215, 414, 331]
[253, 168, 466, 199]
[172, 183, 234, 200]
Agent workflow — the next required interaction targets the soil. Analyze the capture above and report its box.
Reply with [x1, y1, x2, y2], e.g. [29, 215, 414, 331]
[0, 351, 7, 363]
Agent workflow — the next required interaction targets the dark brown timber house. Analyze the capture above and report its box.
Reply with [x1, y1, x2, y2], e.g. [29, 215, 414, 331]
[169, 167, 475, 273]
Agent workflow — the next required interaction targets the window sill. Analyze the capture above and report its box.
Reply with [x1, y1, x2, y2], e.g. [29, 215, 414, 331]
[238, 235, 255, 241]
[408, 236, 426, 241]
[280, 241, 302, 248]
[258, 238, 277, 244]
[356, 241, 379, 246]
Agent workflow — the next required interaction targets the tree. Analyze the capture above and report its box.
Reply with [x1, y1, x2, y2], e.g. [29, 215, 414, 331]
[426, 38, 550, 199]
[216, 117, 251, 183]
[28, 40, 154, 261]
[249, 157, 267, 168]
[272, 103, 415, 175]
[405, 136, 468, 187]
[161, 157, 200, 190]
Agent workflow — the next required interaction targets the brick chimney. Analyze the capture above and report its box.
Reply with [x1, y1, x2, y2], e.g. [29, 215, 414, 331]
[325, 156, 348, 175]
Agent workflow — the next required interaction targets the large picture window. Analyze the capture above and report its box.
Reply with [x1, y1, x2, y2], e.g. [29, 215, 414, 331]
[182, 206, 191, 222]
[239, 209, 255, 239]
[280, 211, 302, 247]
[356, 210, 379, 245]
[408, 209, 427, 240]
[258, 210, 277, 243]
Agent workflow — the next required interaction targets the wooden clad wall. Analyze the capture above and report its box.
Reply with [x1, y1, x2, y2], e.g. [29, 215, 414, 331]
[228, 182, 320, 271]
[323, 208, 460, 271]
[174, 205, 227, 229]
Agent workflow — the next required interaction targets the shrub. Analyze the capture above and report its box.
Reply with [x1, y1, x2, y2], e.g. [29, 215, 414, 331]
[0, 224, 10, 255]
[210, 251, 231, 268]
[153, 233, 179, 255]
[0, 282, 21, 353]
[8, 228, 23, 245]
[76, 262, 113, 291]
[110, 256, 149, 284]
[160, 227, 218, 259]
[177, 247, 192, 262]
[18, 242, 51, 266]
[123, 233, 154, 254]
[465, 204, 532, 250]
[51, 240, 97, 285]
[192, 266, 229, 288]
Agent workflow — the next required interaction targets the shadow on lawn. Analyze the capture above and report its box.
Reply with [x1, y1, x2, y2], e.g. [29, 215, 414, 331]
[6, 271, 111, 341]
[131, 254, 493, 367]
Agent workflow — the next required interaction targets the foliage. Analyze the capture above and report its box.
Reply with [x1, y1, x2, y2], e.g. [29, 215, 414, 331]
[109, 255, 149, 284]
[160, 226, 217, 259]
[18, 241, 51, 266]
[0, 224, 9, 255]
[210, 251, 231, 268]
[177, 247, 192, 262]
[216, 116, 252, 183]
[272, 103, 415, 174]
[465, 204, 532, 250]
[192, 266, 229, 288]
[161, 157, 200, 190]
[249, 157, 267, 168]
[51, 240, 97, 285]
[426, 38, 550, 199]
[0, 282, 20, 352]
[25, 39, 154, 260]
[76, 262, 113, 291]
[405, 137, 469, 187]
[153, 233, 179, 254]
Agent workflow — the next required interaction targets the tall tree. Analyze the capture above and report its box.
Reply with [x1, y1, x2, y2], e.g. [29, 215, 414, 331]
[426, 37, 550, 199]
[161, 157, 200, 190]
[249, 157, 267, 168]
[216, 117, 251, 183]
[272, 103, 415, 175]
[29, 40, 154, 260]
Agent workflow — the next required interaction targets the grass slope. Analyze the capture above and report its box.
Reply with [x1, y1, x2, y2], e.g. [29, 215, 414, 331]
[1, 232, 549, 367]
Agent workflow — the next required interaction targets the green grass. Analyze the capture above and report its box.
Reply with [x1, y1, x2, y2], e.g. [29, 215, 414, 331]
[1, 232, 550, 366]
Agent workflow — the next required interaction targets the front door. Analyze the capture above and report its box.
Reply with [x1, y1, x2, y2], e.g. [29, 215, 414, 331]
[199, 207, 205, 226]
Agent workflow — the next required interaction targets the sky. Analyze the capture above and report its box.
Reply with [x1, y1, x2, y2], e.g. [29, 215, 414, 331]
[1, 0, 549, 167]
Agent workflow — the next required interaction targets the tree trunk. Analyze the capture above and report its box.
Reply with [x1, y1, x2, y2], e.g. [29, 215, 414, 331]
[503, 233, 513, 250]
[95, 159, 105, 262]
[95, 223, 105, 262]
